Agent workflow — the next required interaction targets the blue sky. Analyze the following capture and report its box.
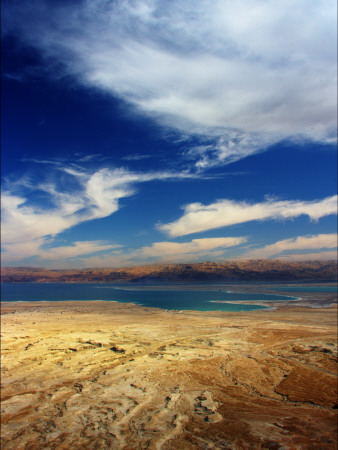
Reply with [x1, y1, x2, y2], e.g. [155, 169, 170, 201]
[1, 0, 337, 268]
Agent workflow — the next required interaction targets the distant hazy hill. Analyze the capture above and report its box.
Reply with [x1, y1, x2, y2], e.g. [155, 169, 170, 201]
[1, 260, 337, 283]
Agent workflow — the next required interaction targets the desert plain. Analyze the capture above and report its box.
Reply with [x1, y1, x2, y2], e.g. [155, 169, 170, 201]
[1, 288, 337, 449]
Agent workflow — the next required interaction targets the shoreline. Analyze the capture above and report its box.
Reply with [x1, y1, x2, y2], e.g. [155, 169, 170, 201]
[2, 283, 336, 313]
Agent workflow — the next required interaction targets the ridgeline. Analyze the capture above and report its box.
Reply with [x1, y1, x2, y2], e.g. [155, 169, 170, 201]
[1, 260, 337, 283]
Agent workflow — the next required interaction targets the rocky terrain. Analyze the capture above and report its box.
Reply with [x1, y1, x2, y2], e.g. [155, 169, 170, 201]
[1, 296, 337, 449]
[2, 260, 337, 283]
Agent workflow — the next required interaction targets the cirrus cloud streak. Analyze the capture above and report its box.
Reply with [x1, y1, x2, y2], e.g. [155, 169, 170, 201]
[2, 0, 336, 167]
[54, 236, 248, 268]
[159, 195, 338, 237]
[137, 237, 247, 263]
[1, 165, 193, 263]
[242, 233, 337, 259]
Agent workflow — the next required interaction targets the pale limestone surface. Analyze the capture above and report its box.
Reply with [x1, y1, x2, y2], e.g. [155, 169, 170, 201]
[1, 300, 337, 449]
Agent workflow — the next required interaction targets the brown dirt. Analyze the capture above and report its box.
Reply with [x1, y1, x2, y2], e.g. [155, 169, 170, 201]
[1, 300, 337, 449]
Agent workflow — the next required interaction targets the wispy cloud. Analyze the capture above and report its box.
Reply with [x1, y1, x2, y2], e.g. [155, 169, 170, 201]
[21, 158, 64, 166]
[22, 154, 108, 168]
[122, 154, 153, 161]
[1, 164, 193, 264]
[159, 196, 338, 237]
[2, 239, 121, 265]
[3, 0, 336, 167]
[242, 233, 337, 259]
[137, 236, 247, 263]
[46, 236, 247, 268]
[38, 241, 121, 261]
[276, 251, 337, 261]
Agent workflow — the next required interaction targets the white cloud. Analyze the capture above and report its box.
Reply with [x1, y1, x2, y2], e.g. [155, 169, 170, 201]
[242, 233, 337, 259]
[2, 239, 120, 265]
[3, 0, 336, 167]
[1, 192, 83, 244]
[122, 154, 153, 161]
[276, 251, 337, 261]
[159, 195, 338, 237]
[38, 241, 121, 261]
[138, 236, 247, 261]
[63, 236, 247, 267]
[1, 165, 192, 264]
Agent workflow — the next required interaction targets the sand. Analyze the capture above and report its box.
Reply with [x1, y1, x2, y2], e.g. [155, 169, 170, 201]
[1, 294, 337, 449]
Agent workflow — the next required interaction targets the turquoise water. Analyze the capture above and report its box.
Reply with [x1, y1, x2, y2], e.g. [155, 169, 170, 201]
[0, 283, 297, 312]
[271, 285, 337, 293]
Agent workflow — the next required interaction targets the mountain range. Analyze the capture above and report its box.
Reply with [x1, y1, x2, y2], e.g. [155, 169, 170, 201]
[1, 260, 337, 283]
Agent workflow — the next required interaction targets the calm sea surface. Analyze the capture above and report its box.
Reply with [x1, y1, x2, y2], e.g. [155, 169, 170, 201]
[0, 283, 302, 312]
[271, 285, 337, 293]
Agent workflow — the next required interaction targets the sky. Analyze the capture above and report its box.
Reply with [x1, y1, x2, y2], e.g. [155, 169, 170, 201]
[1, 0, 337, 268]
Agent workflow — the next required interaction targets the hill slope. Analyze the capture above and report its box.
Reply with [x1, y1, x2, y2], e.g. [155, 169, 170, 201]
[1, 260, 337, 283]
